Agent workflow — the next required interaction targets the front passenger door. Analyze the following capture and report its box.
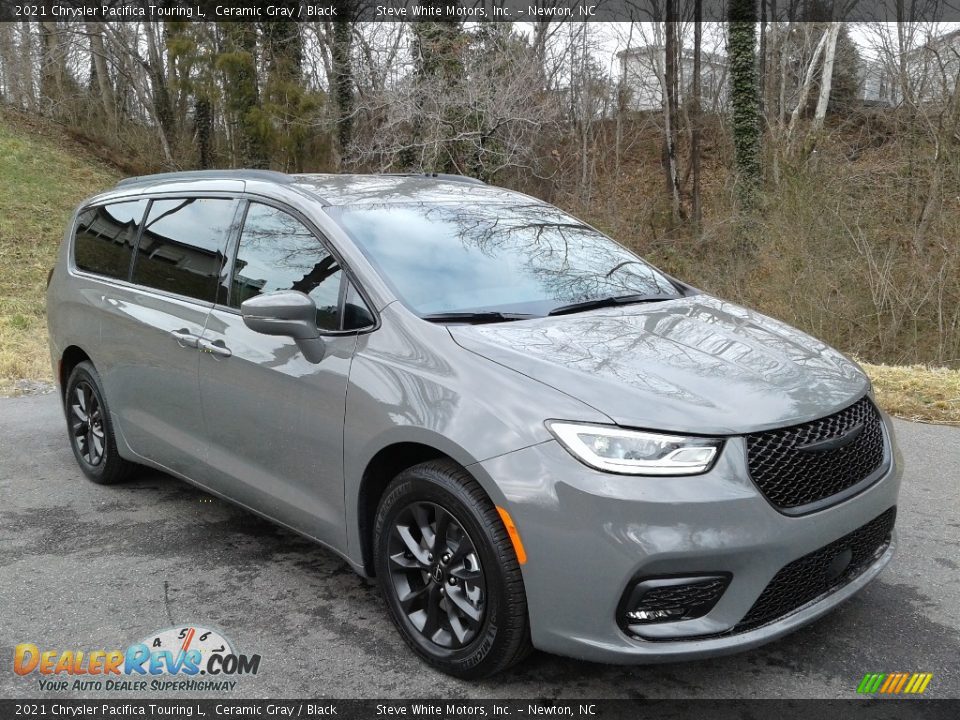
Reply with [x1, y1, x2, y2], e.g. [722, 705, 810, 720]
[196, 201, 361, 550]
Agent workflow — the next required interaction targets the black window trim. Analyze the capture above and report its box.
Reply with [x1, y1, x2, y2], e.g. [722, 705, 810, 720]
[70, 192, 243, 310]
[217, 195, 379, 337]
[130, 194, 242, 306]
[69, 198, 150, 283]
[68, 191, 379, 335]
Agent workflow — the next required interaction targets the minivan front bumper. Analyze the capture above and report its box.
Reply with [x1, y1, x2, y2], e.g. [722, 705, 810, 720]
[473, 411, 902, 664]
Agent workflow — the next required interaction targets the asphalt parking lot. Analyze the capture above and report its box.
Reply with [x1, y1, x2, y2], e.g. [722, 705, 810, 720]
[1, 393, 958, 700]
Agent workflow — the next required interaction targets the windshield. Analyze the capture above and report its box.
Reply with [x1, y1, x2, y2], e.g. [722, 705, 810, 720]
[332, 202, 683, 316]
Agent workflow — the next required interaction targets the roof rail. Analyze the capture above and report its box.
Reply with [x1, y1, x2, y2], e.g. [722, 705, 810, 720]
[380, 172, 486, 186]
[116, 169, 292, 188]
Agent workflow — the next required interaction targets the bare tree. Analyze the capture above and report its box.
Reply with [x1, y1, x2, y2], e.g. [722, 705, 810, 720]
[812, 23, 842, 132]
[0, 23, 18, 106]
[352, 26, 559, 181]
[662, 12, 682, 220]
[786, 26, 828, 142]
[85, 22, 115, 122]
[691, 7, 703, 232]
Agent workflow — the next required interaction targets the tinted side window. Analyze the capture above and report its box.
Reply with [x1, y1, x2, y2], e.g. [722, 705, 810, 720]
[232, 203, 343, 331]
[132, 198, 236, 302]
[74, 200, 147, 279]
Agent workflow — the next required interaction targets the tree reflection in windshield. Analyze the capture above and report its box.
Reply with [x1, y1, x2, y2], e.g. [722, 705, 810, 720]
[333, 202, 681, 316]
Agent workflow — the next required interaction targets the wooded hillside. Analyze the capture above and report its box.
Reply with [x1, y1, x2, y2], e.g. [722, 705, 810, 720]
[0, 18, 958, 369]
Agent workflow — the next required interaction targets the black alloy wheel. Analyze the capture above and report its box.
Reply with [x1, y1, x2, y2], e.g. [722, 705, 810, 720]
[69, 380, 105, 466]
[374, 460, 532, 678]
[386, 501, 486, 649]
[64, 361, 135, 485]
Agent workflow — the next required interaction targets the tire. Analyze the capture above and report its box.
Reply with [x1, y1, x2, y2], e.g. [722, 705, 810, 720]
[374, 459, 532, 679]
[64, 361, 135, 485]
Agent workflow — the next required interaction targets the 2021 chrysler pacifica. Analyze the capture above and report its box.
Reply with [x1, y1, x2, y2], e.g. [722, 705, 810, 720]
[47, 170, 901, 678]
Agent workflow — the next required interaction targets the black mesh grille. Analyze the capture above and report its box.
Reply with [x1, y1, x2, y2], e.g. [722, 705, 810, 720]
[746, 396, 886, 511]
[620, 575, 730, 630]
[636, 508, 896, 642]
[735, 507, 896, 632]
[635, 578, 728, 614]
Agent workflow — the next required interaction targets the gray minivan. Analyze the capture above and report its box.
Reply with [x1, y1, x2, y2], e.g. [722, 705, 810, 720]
[47, 170, 901, 678]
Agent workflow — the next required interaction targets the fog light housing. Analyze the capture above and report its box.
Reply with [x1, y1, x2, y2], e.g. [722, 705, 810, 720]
[618, 575, 730, 632]
[626, 608, 684, 622]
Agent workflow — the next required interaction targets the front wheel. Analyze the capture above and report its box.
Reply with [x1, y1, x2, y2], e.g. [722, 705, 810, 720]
[374, 460, 531, 678]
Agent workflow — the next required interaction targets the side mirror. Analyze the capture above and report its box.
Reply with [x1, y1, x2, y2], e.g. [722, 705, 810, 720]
[241, 290, 326, 363]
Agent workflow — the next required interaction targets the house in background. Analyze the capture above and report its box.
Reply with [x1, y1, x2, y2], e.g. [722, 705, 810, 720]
[859, 28, 960, 106]
[617, 45, 728, 113]
[859, 59, 896, 105]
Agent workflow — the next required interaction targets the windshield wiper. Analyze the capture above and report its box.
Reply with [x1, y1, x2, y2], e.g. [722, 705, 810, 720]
[421, 311, 535, 324]
[547, 294, 675, 317]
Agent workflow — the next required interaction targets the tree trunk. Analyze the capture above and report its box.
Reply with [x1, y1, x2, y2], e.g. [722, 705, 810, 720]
[195, 96, 213, 168]
[331, 9, 354, 168]
[0, 23, 20, 106]
[895, 8, 913, 107]
[144, 24, 176, 164]
[219, 23, 266, 168]
[579, 24, 591, 201]
[765, 3, 778, 127]
[261, 14, 306, 171]
[727, 0, 762, 201]
[20, 21, 35, 110]
[787, 28, 828, 141]
[778, 21, 789, 125]
[662, 14, 681, 220]
[86, 22, 115, 120]
[759, 0, 767, 119]
[615, 77, 625, 178]
[38, 16, 64, 114]
[812, 23, 842, 132]
[692, 7, 703, 233]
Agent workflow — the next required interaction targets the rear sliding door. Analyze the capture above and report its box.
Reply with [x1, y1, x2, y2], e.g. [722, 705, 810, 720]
[98, 196, 239, 479]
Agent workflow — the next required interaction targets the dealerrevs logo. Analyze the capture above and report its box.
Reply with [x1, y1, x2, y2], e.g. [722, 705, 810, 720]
[14, 625, 261, 692]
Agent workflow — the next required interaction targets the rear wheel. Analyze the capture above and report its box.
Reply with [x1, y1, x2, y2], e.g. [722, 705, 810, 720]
[64, 361, 135, 485]
[374, 460, 531, 678]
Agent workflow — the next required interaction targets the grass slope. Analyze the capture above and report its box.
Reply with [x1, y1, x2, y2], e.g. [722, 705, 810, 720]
[863, 363, 960, 425]
[0, 111, 118, 393]
[0, 111, 956, 423]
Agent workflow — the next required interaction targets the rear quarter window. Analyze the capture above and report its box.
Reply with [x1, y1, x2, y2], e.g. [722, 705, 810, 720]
[73, 200, 148, 280]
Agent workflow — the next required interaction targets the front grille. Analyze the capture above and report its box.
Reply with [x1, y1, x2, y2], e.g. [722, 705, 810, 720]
[735, 506, 896, 632]
[746, 396, 886, 512]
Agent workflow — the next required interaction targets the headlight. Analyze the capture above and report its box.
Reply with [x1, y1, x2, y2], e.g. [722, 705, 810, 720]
[546, 421, 723, 476]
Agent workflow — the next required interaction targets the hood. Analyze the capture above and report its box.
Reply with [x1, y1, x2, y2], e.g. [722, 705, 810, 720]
[449, 295, 870, 435]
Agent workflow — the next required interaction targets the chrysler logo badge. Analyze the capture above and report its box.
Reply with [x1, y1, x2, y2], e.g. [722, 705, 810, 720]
[797, 423, 865, 453]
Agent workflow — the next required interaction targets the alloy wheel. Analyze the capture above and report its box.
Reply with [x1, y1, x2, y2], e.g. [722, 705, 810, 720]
[70, 381, 104, 466]
[386, 502, 486, 649]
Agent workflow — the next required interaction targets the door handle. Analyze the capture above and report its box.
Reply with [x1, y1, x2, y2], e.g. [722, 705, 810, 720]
[198, 338, 232, 358]
[171, 328, 200, 348]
